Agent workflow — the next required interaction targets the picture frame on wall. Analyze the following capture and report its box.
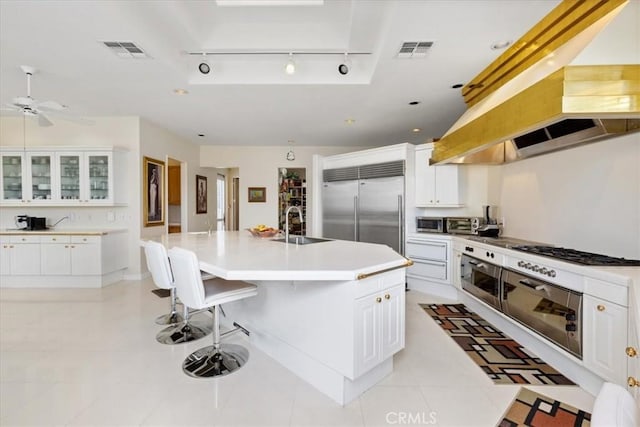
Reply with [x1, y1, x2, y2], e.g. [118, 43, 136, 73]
[196, 174, 207, 214]
[143, 156, 165, 227]
[248, 187, 266, 203]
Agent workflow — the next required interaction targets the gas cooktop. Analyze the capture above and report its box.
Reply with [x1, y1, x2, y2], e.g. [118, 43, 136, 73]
[510, 245, 640, 267]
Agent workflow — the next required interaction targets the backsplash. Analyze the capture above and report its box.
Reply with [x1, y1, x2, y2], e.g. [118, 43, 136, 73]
[0, 206, 133, 230]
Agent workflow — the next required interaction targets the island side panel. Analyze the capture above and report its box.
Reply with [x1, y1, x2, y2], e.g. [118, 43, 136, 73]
[220, 269, 406, 404]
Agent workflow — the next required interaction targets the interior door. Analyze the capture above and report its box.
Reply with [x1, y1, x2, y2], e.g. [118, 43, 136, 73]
[358, 176, 404, 253]
[322, 180, 358, 241]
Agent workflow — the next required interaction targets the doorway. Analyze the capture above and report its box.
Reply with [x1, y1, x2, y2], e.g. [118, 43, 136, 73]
[232, 177, 239, 230]
[217, 174, 226, 231]
[167, 158, 182, 233]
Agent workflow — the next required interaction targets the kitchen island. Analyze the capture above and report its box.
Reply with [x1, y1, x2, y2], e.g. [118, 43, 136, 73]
[154, 231, 411, 405]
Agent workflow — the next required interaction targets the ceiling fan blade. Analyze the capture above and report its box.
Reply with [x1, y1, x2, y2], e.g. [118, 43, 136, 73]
[37, 100, 67, 111]
[38, 113, 54, 127]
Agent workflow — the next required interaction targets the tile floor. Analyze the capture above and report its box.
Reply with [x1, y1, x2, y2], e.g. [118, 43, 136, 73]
[0, 278, 595, 426]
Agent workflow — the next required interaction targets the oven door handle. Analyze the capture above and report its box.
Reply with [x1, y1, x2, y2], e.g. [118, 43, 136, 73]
[468, 260, 488, 269]
[519, 279, 546, 291]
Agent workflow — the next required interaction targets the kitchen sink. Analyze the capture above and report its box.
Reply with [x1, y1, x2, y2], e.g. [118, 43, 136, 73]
[272, 236, 332, 245]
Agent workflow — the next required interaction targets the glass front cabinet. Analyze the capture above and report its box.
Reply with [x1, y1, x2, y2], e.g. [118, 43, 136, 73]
[1, 148, 125, 206]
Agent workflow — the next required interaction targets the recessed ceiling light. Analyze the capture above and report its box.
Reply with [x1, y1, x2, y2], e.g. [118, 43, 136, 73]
[198, 134, 205, 137]
[412, 128, 421, 133]
[490, 40, 512, 50]
[174, 89, 189, 95]
[408, 101, 420, 105]
[345, 118, 355, 125]
[451, 83, 463, 89]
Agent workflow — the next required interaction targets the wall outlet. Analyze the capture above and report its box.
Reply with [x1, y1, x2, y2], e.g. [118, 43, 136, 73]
[68, 212, 76, 222]
[498, 217, 505, 227]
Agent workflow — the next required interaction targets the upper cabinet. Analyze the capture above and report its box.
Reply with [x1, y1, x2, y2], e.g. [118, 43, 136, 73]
[415, 145, 463, 207]
[1, 147, 128, 206]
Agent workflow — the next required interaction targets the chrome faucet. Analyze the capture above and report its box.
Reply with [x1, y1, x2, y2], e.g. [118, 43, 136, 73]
[285, 205, 304, 242]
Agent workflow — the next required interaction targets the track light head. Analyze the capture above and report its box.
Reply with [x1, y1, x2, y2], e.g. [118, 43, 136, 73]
[338, 53, 351, 75]
[285, 53, 296, 75]
[198, 62, 211, 74]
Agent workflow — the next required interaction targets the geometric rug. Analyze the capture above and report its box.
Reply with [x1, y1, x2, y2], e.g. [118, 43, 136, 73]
[420, 303, 575, 385]
[497, 387, 591, 426]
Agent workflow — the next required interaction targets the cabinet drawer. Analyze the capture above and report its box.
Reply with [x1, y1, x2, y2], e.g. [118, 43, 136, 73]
[41, 235, 71, 243]
[10, 235, 41, 243]
[71, 235, 100, 244]
[407, 259, 447, 281]
[406, 240, 448, 261]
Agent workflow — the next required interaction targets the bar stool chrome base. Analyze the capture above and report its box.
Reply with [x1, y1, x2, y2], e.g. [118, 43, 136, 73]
[156, 315, 212, 345]
[182, 343, 249, 378]
[154, 311, 184, 325]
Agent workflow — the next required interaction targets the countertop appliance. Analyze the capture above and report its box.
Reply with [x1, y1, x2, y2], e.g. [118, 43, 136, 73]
[446, 217, 483, 235]
[322, 161, 404, 254]
[475, 205, 500, 237]
[416, 217, 445, 233]
[15, 215, 47, 230]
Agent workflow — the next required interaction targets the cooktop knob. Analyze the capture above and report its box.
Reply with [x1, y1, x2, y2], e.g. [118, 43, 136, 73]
[525, 263, 532, 269]
[532, 265, 540, 272]
[540, 267, 548, 275]
[549, 270, 557, 278]
[517, 261, 525, 267]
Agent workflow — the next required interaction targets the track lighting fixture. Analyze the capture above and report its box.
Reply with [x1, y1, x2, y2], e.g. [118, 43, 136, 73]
[338, 53, 351, 75]
[198, 53, 211, 74]
[285, 53, 296, 75]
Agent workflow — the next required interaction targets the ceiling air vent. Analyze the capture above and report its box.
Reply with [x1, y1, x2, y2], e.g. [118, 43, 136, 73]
[101, 41, 150, 59]
[396, 41, 434, 58]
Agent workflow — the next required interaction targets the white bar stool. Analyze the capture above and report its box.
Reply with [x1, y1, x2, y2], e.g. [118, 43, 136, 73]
[142, 240, 212, 344]
[168, 246, 258, 378]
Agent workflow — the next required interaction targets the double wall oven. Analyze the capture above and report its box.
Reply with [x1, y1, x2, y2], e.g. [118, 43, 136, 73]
[460, 241, 583, 359]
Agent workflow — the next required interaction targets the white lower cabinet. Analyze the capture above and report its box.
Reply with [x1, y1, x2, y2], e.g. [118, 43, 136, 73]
[0, 235, 41, 275]
[354, 284, 405, 377]
[583, 294, 628, 385]
[1, 232, 127, 287]
[627, 308, 640, 400]
[41, 235, 101, 276]
[406, 235, 456, 299]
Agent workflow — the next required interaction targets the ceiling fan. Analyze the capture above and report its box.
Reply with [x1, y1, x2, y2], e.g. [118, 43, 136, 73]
[2, 65, 88, 127]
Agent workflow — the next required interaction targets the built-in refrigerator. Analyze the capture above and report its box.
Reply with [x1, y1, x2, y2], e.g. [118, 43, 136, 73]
[322, 161, 404, 254]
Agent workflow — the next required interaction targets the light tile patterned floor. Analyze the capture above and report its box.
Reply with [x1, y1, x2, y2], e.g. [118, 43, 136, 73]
[0, 279, 594, 426]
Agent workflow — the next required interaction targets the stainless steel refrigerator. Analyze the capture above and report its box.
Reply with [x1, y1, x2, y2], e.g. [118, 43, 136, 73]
[322, 161, 404, 254]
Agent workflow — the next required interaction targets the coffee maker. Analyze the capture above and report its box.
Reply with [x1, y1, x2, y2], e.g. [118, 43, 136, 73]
[15, 215, 47, 230]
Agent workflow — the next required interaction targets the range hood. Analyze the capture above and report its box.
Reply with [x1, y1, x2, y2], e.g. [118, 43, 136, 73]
[432, 64, 640, 165]
[430, 0, 639, 165]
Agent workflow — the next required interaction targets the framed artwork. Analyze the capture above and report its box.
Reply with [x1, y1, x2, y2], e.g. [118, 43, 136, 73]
[196, 174, 207, 214]
[248, 187, 266, 203]
[143, 156, 165, 227]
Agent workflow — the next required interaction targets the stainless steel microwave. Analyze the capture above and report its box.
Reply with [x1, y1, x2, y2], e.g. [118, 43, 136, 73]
[416, 217, 445, 233]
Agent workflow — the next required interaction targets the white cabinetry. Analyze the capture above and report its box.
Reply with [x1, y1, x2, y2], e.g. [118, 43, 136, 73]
[354, 284, 405, 377]
[415, 145, 462, 207]
[406, 235, 457, 299]
[41, 235, 101, 275]
[583, 294, 628, 385]
[1, 231, 128, 287]
[0, 235, 41, 275]
[627, 307, 640, 401]
[0, 147, 128, 206]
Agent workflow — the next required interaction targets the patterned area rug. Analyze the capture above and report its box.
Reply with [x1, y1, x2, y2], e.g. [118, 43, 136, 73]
[421, 303, 575, 385]
[498, 387, 591, 426]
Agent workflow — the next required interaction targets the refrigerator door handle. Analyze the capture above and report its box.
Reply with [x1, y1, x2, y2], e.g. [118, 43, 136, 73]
[354, 195, 359, 241]
[398, 194, 404, 255]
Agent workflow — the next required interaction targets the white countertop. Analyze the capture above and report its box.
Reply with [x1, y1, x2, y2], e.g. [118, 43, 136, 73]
[154, 231, 409, 281]
[0, 228, 127, 236]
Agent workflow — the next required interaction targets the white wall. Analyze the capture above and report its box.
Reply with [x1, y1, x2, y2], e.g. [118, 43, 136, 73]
[200, 145, 372, 232]
[495, 133, 640, 259]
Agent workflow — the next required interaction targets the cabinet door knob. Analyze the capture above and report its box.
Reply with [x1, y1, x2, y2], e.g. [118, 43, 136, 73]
[628, 376, 639, 387]
[83, 238, 87, 242]
[597, 305, 606, 312]
[64, 245, 69, 248]
[21, 238, 26, 241]
[376, 297, 382, 303]
[52, 238, 56, 241]
[384, 294, 391, 300]
[626, 346, 638, 357]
